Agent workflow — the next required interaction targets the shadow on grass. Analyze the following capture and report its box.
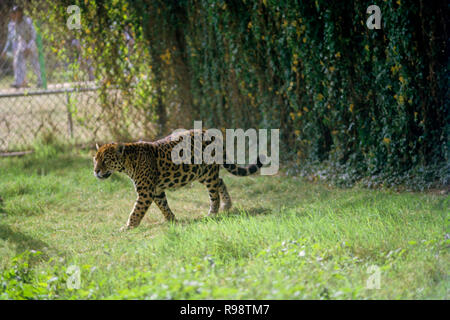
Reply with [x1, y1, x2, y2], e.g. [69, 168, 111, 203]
[134, 206, 273, 234]
[0, 224, 62, 263]
[176, 206, 273, 226]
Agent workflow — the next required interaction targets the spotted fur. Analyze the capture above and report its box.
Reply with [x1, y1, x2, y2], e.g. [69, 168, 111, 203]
[93, 129, 263, 231]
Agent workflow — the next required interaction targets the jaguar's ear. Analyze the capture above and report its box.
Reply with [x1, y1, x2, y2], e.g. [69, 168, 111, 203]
[95, 143, 100, 151]
[116, 144, 126, 157]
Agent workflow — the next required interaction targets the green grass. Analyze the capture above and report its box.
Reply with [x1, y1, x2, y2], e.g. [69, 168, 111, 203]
[0, 146, 448, 299]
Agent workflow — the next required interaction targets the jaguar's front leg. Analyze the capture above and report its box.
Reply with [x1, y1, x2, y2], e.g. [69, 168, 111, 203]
[120, 191, 153, 231]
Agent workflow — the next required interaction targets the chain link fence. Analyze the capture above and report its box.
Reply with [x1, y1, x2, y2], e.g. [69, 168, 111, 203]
[0, 3, 153, 152]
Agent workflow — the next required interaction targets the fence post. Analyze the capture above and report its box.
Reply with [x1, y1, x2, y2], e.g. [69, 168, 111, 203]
[66, 91, 74, 139]
[35, 21, 47, 89]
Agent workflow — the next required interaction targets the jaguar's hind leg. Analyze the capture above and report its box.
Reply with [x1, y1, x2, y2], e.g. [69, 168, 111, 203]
[154, 192, 176, 222]
[205, 183, 220, 216]
[200, 171, 220, 216]
[218, 178, 232, 211]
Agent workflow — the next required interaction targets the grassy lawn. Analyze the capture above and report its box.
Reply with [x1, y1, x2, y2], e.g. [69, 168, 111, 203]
[0, 145, 448, 299]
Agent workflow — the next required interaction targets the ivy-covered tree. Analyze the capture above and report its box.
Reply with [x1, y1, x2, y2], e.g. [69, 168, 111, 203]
[34, 0, 448, 189]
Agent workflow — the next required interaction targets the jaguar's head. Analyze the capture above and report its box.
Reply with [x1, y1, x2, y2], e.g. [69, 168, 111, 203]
[93, 143, 125, 179]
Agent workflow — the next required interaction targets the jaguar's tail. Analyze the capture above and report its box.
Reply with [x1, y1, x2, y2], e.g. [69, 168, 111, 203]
[222, 155, 264, 176]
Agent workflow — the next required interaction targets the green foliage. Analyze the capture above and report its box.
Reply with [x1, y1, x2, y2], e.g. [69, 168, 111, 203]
[30, 0, 158, 140]
[172, 0, 447, 188]
[0, 250, 68, 299]
[30, 1, 448, 188]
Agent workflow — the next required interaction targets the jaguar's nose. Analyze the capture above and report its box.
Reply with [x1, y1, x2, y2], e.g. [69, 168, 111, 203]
[95, 171, 111, 179]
